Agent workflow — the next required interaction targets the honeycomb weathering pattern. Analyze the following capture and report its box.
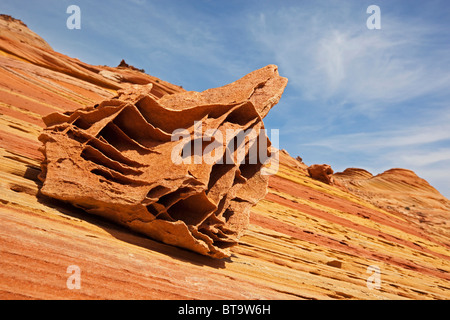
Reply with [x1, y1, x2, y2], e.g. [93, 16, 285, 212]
[38, 65, 288, 258]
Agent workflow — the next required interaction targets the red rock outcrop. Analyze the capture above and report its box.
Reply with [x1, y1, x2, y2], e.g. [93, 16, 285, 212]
[117, 59, 145, 73]
[38, 66, 288, 258]
[307, 164, 334, 184]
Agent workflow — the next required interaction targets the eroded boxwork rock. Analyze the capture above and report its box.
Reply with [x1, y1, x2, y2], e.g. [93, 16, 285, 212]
[38, 65, 287, 258]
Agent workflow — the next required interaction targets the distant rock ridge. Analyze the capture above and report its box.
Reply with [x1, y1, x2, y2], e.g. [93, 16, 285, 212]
[333, 167, 373, 180]
[0, 14, 183, 94]
[0, 14, 28, 26]
[333, 166, 450, 238]
[117, 59, 145, 73]
[0, 14, 52, 50]
[298, 161, 450, 238]
[333, 167, 445, 197]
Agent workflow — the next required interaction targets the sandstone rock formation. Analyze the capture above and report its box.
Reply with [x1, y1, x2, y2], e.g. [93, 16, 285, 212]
[0, 14, 52, 50]
[307, 164, 334, 185]
[1, 15, 450, 300]
[334, 168, 450, 239]
[38, 66, 288, 258]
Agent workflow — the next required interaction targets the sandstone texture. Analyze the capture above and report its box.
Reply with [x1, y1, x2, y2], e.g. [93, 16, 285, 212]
[38, 66, 287, 258]
[1, 16, 449, 300]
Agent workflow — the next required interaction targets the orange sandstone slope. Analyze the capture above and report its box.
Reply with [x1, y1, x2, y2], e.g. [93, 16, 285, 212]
[0, 15, 449, 300]
[334, 168, 450, 242]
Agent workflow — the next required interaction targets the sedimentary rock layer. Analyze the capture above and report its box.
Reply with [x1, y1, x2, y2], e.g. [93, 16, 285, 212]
[334, 167, 450, 240]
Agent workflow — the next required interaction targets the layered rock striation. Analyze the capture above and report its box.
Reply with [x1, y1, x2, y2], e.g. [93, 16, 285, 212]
[334, 167, 450, 239]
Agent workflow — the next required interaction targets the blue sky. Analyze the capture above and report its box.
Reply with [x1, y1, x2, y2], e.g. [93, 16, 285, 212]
[2, 0, 450, 197]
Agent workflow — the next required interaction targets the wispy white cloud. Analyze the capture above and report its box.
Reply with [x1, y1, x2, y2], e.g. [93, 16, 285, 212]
[304, 123, 450, 151]
[395, 149, 450, 167]
[250, 2, 450, 115]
